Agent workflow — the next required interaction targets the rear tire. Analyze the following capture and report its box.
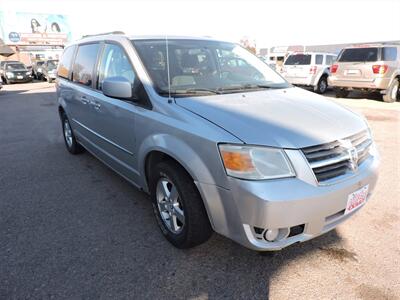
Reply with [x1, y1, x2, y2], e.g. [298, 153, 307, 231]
[334, 88, 349, 98]
[383, 79, 399, 103]
[150, 160, 213, 249]
[315, 76, 328, 94]
[60, 112, 85, 154]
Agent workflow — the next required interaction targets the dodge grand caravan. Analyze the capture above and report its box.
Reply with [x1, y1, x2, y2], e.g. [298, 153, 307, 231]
[56, 33, 379, 251]
[329, 44, 400, 103]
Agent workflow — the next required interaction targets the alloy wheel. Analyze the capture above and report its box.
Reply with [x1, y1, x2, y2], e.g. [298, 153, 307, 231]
[156, 178, 185, 234]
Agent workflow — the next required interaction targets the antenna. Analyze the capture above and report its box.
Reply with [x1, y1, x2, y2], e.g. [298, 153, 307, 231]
[165, 35, 172, 101]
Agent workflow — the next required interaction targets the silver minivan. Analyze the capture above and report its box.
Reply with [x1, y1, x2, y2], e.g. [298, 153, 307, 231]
[57, 33, 379, 251]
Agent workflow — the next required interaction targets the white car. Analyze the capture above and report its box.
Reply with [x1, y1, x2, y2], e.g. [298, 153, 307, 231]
[281, 52, 337, 94]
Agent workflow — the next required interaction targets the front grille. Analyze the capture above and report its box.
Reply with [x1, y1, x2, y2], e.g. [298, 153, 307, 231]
[302, 130, 372, 183]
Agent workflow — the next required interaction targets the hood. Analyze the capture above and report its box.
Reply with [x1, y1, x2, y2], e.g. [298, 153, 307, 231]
[176, 87, 366, 148]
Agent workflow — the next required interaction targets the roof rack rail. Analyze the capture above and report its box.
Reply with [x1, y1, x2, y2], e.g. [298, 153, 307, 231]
[82, 31, 125, 39]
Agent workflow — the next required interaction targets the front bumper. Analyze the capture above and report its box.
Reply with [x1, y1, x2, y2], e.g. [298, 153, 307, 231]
[197, 150, 379, 251]
[7, 76, 32, 83]
[47, 73, 57, 79]
[328, 76, 391, 91]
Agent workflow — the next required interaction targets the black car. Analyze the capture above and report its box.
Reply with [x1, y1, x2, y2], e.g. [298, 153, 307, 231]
[1, 62, 33, 84]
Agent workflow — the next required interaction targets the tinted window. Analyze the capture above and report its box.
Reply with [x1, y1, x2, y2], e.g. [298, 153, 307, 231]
[315, 55, 323, 65]
[72, 44, 100, 86]
[382, 47, 397, 61]
[338, 48, 378, 62]
[98, 43, 135, 90]
[58, 46, 75, 79]
[284, 54, 311, 65]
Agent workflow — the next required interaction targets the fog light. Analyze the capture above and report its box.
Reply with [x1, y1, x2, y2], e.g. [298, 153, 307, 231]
[265, 229, 279, 241]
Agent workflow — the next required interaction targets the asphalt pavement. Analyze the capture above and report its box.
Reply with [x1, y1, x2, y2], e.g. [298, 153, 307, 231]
[0, 82, 399, 299]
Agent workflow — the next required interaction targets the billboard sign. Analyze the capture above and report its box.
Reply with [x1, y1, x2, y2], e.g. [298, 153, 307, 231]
[0, 12, 72, 45]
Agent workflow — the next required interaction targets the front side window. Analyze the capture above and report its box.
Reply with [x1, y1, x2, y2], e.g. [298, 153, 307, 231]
[97, 43, 135, 90]
[338, 48, 378, 62]
[382, 47, 397, 61]
[58, 46, 75, 79]
[133, 39, 288, 97]
[315, 55, 323, 65]
[72, 43, 100, 86]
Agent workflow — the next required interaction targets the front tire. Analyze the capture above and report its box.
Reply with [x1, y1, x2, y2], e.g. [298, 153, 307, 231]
[150, 161, 213, 249]
[383, 79, 399, 103]
[61, 113, 85, 154]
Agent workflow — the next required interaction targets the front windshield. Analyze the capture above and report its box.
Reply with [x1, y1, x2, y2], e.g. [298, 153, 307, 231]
[47, 60, 59, 70]
[132, 39, 289, 96]
[6, 63, 26, 70]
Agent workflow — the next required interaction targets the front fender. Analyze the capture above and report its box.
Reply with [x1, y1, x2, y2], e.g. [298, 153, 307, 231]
[137, 133, 221, 192]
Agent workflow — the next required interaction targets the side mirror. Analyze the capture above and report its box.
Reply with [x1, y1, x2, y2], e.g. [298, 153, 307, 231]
[102, 76, 133, 100]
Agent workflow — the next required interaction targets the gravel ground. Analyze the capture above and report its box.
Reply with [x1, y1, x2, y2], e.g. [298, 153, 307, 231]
[0, 82, 399, 299]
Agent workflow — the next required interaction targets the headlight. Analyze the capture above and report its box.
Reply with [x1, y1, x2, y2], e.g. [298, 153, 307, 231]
[218, 144, 295, 180]
[6, 72, 14, 78]
[37, 68, 42, 72]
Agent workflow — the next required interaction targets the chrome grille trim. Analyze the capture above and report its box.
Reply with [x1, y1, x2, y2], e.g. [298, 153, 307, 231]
[302, 130, 372, 184]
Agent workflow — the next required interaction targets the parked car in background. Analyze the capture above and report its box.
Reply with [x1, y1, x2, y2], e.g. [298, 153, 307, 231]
[0, 60, 19, 77]
[57, 33, 379, 252]
[0, 77, 3, 90]
[1, 62, 33, 84]
[329, 44, 400, 102]
[281, 52, 337, 94]
[32, 61, 45, 80]
[41, 59, 59, 83]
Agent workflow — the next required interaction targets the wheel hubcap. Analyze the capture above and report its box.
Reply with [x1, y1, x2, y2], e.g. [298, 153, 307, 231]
[320, 80, 327, 92]
[156, 178, 185, 234]
[64, 119, 73, 147]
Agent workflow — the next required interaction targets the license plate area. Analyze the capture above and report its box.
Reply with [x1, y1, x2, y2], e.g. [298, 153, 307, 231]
[17, 75, 23, 79]
[345, 69, 361, 76]
[345, 185, 369, 215]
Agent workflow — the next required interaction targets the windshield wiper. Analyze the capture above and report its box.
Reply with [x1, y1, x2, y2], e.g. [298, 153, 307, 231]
[158, 88, 221, 96]
[217, 83, 279, 92]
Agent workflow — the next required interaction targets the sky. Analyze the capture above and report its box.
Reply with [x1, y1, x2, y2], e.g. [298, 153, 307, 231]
[1, 0, 399, 49]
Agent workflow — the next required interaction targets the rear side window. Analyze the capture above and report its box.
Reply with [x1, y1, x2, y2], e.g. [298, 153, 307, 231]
[382, 47, 397, 61]
[284, 54, 311, 65]
[315, 55, 323, 65]
[338, 48, 378, 62]
[57, 46, 75, 79]
[72, 43, 100, 86]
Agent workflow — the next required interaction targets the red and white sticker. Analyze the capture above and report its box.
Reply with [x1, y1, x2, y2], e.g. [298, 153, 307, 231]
[345, 185, 369, 215]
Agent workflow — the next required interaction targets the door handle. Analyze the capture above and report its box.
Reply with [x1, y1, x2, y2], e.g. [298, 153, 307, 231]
[80, 96, 90, 104]
[92, 101, 101, 110]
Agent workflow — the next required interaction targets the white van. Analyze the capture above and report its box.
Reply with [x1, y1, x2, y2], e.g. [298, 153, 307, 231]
[281, 52, 337, 94]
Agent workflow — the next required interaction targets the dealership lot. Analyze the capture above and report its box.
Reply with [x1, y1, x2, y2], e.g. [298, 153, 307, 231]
[0, 82, 399, 299]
